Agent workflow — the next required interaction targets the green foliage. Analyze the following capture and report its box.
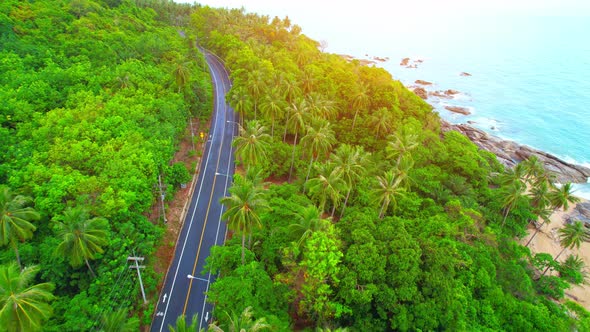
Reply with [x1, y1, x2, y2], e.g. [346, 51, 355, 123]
[167, 162, 192, 188]
[0, 0, 211, 329]
[0, 263, 55, 332]
[192, 5, 588, 331]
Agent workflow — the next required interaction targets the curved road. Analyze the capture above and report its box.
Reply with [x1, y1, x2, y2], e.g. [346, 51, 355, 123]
[151, 50, 236, 331]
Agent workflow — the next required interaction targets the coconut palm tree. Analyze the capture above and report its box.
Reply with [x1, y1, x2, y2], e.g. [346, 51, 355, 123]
[0, 263, 54, 332]
[169, 314, 202, 332]
[173, 61, 191, 93]
[306, 92, 337, 120]
[331, 144, 370, 217]
[548, 182, 580, 212]
[227, 86, 252, 125]
[101, 308, 139, 332]
[368, 107, 394, 139]
[259, 89, 285, 137]
[300, 120, 336, 182]
[351, 83, 370, 130]
[305, 163, 344, 217]
[285, 99, 309, 182]
[208, 307, 269, 332]
[220, 175, 269, 265]
[233, 120, 271, 170]
[54, 206, 110, 278]
[386, 131, 419, 167]
[500, 179, 526, 228]
[289, 205, 329, 248]
[0, 186, 40, 270]
[373, 170, 406, 219]
[247, 70, 267, 120]
[521, 155, 546, 184]
[542, 220, 590, 276]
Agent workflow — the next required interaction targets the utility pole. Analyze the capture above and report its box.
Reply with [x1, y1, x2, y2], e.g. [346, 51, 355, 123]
[128, 255, 147, 304]
[158, 174, 167, 223]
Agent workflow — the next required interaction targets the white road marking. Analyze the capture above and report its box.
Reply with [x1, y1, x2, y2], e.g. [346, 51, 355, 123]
[156, 52, 224, 332]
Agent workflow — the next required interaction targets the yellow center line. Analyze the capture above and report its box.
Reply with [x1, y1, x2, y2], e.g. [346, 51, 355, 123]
[182, 69, 227, 315]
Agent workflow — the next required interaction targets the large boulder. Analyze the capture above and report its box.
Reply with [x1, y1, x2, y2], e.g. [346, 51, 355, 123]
[400, 57, 410, 66]
[412, 86, 428, 99]
[415, 79, 433, 85]
[445, 106, 471, 115]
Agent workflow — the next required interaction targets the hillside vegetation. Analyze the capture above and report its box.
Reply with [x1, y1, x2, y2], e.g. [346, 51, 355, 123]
[1, 1, 589, 331]
[0, 0, 211, 330]
[193, 5, 590, 332]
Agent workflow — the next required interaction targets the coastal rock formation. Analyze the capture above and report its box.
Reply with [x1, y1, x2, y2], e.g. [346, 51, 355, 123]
[412, 86, 428, 99]
[441, 121, 590, 183]
[400, 57, 410, 66]
[445, 89, 460, 96]
[415, 79, 432, 85]
[460, 72, 472, 76]
[445, 106, 471, 115]
[567, 202, 590, 226]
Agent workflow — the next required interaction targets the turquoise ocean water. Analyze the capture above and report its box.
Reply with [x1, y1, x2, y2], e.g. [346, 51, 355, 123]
[188, 1, 590, 198]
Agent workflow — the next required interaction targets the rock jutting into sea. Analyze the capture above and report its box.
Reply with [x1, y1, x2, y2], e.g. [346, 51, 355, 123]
[445, 106, 471, 115]
[460, 72, 472, 76]
[410, 86, 428, 99]
[441, 121, 590, 184]
[415, 79, 433, 85]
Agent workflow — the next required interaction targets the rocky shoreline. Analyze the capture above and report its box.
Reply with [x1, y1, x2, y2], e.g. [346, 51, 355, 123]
[441, 121, 590, 184]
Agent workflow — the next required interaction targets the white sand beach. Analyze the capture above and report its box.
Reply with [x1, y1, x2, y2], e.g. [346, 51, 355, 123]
[522, 198, 590, 309]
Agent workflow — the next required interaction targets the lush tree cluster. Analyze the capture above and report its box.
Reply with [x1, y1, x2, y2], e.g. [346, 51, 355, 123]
[0, 0, 210, 330]
[192, 6, 590, 331]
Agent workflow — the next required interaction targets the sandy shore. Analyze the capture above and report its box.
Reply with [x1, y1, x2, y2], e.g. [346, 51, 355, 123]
[521, 198, 590, 308]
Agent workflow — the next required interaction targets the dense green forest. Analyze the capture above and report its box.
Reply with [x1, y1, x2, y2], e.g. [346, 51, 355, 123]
[0, 0, 211, 330]
[1, 0, 590, 331]
[192, 5, 590, 332]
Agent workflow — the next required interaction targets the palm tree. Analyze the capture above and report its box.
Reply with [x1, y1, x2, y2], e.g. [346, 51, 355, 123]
[331, 144, 370, 217]
[351, 83, 370, 130]
[289, 205, 329, 248]
[285, 99, 309, 182]
[169, 314, 202, 332]
[173, 61, 191, 93]
[524, 205, 553, 247]
[385, 131, 419, 167]
[542, 220, 590, 276]
[521, 155, 546, 184]
[220, 175, 269, 264]
[208, 307, 269, 332]
[227, 86, 252, 125]
[247, 70, 267, 120]
[373, 170, 406, 219]
[368, 107, 394, 139]
[0, 263, 54, 332]
[232, 120, 271, 170]
[54, 206, 110, 278]
[300, 120, 336, 182]
[500, 180, 526, 228]
[259, 89, 285, 137]
[305, 163, 344, 217]
[496, 163, 526, 187]
[101, 308, 139, 332]
[548, 182, 580, 212]
[0, 186, 40, 270]
[306, 93, 337, 120]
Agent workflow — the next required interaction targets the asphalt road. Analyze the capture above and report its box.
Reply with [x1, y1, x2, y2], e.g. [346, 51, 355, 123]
[151, 50, 236, 332]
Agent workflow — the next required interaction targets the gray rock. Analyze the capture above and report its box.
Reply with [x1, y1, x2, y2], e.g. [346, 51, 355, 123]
[441, 120, 590, 183]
